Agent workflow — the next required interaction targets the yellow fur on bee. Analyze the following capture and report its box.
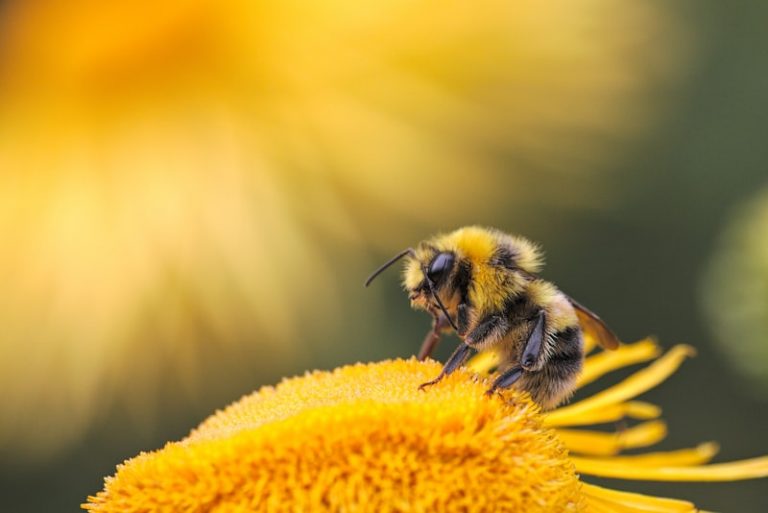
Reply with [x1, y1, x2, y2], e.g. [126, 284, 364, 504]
[402, 257, 425, 291]
[502, 234, 544, 274]
[467, 259, 516, 313]
[402, 227, 544, 313]
[528, 280, 578, 332]
[443, 226, 499, 263]
[444, 227, 543, 272]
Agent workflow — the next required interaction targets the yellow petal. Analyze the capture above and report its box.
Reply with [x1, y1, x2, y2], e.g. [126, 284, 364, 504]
[584, 497, 623, 513]
[577, 338, 661, 389]
[583, 333, 598, 355]
[548, 345, 695, 426]
[557, 420, 667, 456]
[580, 442, 719, 468]
[582, 483, 697, 512]
[623, 401, 664, 420]
[544, 401, 661, 428]
[573, 455, 768, 481]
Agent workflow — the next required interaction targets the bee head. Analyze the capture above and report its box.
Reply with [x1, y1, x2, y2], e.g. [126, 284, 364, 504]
[365, 246, 459, 331]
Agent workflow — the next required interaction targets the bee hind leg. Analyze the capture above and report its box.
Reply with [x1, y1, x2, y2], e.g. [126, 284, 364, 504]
[521, 311, 546, 371]
[418, 342, 474, 391]
[484, 311, 545, 397]
[485, 366, 523, 396]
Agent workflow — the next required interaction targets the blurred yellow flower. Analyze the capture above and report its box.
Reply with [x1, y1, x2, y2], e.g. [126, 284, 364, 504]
[0, 0, 690, 458]
[85, 341, 768, 513]
[703, 187, 768, 393]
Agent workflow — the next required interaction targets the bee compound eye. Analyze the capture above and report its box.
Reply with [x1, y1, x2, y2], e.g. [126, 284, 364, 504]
[427, 252, 454, 282]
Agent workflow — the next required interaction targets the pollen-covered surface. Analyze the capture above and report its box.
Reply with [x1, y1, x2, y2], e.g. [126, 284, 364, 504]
[84, 359, 583, 513]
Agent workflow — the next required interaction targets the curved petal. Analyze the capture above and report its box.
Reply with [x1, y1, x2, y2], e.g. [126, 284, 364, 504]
[557, 420, 667, 456]
[574, 455, 768, 481]
[577, 338, 661, 389]
[582, 483, 697, 512]
[545, 401, 660, 428]
[548, 345, 695, 426]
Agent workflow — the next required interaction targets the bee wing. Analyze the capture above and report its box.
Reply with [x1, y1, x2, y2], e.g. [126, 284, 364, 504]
[567, 297, 620, 350]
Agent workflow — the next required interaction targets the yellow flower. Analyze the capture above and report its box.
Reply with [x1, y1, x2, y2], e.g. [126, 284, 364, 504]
[84, 339, 768, 512]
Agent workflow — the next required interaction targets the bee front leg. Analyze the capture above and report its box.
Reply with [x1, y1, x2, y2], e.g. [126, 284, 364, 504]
[419, 312, 508, 391]
[417, 312, 451, 361]
[418, 342, 474, 390]
[464, 314, 509, 347]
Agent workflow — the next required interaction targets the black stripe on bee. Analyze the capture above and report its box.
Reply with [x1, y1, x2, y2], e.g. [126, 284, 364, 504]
[490, 246, 518, 270]
[503, 293, 536, 324]
[454, 261, 473, 335]
[454, 261, 472, 302]
[548, 327, 583, 373]
[503, 293, 528, 312]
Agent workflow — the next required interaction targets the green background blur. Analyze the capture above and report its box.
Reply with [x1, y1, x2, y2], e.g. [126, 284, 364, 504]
[1, 1, 767, 512]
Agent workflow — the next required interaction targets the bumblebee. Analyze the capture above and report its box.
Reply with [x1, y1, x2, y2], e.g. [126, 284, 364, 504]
[365, 226, 619, 409]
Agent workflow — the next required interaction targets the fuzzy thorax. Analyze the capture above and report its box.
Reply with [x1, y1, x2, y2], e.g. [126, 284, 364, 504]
[402, 226, 543, 314]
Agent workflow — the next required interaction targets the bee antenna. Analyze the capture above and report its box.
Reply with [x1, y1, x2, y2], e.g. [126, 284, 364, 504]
[425, 277, 459, 332]
[364, 248, 416, 287]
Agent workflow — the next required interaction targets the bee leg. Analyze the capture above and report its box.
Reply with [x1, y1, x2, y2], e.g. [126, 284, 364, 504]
[417, 327, 441, 361]
[457, 303, 470, 337]
[521, 311, 546, 371]
[417, 313, 450, 361]
[485, 311, 546, 396]
[464, 314, 508, 346]
[418, 342, 473, 390]
[485, 366, 523, 396]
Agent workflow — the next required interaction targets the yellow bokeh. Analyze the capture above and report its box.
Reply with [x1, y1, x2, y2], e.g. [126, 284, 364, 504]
[0, 0, 690, 458]
[702, 186, 768, 392]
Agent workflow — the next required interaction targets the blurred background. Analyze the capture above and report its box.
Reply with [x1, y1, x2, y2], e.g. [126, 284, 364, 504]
[0, 0, 766, 511]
